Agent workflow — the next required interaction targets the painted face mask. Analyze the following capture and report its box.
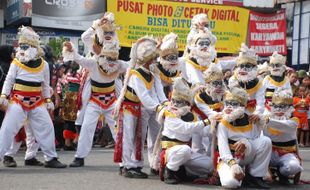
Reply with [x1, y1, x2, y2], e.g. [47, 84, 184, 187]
[223, 100, 245, 122]
[15, 44, 38, 63]
[206, 80, 224, 102]
[160, 53, 179, 73]
[270, 103, 294, 120]
[237, 64, 258, 83]
[270, 63, 286, 77]
[98, 56, 119, 74]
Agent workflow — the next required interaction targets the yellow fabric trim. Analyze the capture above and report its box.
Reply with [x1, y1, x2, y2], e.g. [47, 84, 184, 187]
[13, 84, 41, 92]
[209, 102, 224, 110]
[159, 70, 180, 84]
[268, 127, 283, 136]
[265, 91, 274, 98]
[246, 81, 262, 95]
[221, 119, 253, 132]
[195, 94, 204, 104]
[186, 58, 208, 71]
[130, 70, 154, 89]
[164, 110, 177, 118]
[161, 141, 185, 149]
[125, 90, 140, 103]
[267, 75, 287, 87]
[91, 85, 115, 93]
[12, 58, 44, 73]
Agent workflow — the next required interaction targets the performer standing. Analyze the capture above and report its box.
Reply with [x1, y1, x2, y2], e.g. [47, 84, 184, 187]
[114, 36, 165, 178]
[0, 26, 66, 168]
[229, 44, 265, 117]
[63, 36, 127, 167]
[263, 52, 291, 114]
[154, 32, 182, 98]
[217, 87, 271, 189]
[264, 88, 303, 184]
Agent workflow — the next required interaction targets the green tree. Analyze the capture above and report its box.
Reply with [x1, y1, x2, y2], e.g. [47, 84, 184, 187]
[48, 36, 66, 59]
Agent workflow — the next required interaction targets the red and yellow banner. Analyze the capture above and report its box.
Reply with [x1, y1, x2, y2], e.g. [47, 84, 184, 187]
[108, 0, 249, 53]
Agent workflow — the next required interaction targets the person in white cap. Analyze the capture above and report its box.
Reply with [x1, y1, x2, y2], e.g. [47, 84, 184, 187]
[157, 77, 213, 184]
[62, 34, 127, 167]
[0, 26, 66, 168]
[262, 52, 292, 114]
[113, 35, 166, 178]
[217, 87, 271, 189]
[263, 88, 302, 185]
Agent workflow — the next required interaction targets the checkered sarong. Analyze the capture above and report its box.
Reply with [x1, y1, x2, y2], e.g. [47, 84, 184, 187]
[11, 90, 44, 111]
[90, 92, 116, 109]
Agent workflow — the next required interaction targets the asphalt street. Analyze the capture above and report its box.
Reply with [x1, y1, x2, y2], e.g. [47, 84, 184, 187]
[0, 148, 310, 190]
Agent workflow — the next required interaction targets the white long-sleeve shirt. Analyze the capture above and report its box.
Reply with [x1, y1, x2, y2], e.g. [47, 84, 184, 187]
[127, 67, 165, 111]
[263, 117, 298, 142]
[2, 58, 51, 98]
[217, 115, 260, 163]
[73, 54, 127, 84]
[162, 111, 208, 142]
[229, 76, 265, 114]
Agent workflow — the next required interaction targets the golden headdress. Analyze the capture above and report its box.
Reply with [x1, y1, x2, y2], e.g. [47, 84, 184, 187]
[159, 32, 178, 58]
[236, 43, 258, 66]
[269, 51, 286, 65]
[272, 88, 293, 105]
[203, 64, 223, 83]
[130, 35, 158, 65]
[171, 77, 193, 104]
[224, 87, 249, 106]
[18, 26, 40, 48]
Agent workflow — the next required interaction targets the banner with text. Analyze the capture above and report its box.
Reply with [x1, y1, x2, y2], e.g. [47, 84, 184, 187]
[249, 10, 287, 56]
[108, 0, 249, 53]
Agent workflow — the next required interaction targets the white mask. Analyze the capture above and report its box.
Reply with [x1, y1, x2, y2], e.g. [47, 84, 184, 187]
[15, 46, 38, 63]
[236, 66, 258, 83]
[98, 56, 119, 74]
[223, 106, 245, 123]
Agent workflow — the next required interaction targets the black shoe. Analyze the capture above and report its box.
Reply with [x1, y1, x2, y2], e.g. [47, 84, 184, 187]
[164, 167, 179, 184]
[44, 158, 67, 168]
[69, 157, 84, 167]
[245, 174, 270, 189]
[150, 168, 159, 176]
[3, 156, 17, 167]
[124, 168, 148, 179]
[119, 166, 125, 176]
[25, 157, 44, 166]
[63, 145, 76, 151]
[277, 171, 291, 185]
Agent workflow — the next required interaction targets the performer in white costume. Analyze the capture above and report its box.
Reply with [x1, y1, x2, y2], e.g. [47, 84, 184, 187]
[0, 26, 66, 168]
[262, 52, 292, 114]
[75, 12, 120, 133]
[114, 36, 166, 178]
[153, 32, 182, 98]
[229, 44, 265, 117]
[158, 77, 213, 184]
[217, 87, 271, 189]
[63, 35, 127, 167]
[264, 88, 303, 185]
[3, 124, 42, 167]
[192, 65, 225, 155]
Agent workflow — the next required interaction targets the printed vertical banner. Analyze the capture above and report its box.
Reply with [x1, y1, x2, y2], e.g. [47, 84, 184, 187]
[108, 0, 249, 53]
[249, 10, 287, 56]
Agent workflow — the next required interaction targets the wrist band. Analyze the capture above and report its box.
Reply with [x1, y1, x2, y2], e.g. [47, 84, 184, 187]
[228, 159, 237, 167]
[45, 98, 52, 103]
[0, 94, 7, 99]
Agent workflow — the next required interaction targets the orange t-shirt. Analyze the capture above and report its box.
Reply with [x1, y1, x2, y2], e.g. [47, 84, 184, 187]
[293, 97, 309, 129]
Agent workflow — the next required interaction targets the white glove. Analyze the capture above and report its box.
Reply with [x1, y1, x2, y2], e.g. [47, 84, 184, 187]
[45, 99, 55, 111]
[0, 95, 9, 107]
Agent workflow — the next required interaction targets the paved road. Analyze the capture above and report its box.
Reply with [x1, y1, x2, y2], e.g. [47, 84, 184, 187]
[0, 148, 310, 190]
